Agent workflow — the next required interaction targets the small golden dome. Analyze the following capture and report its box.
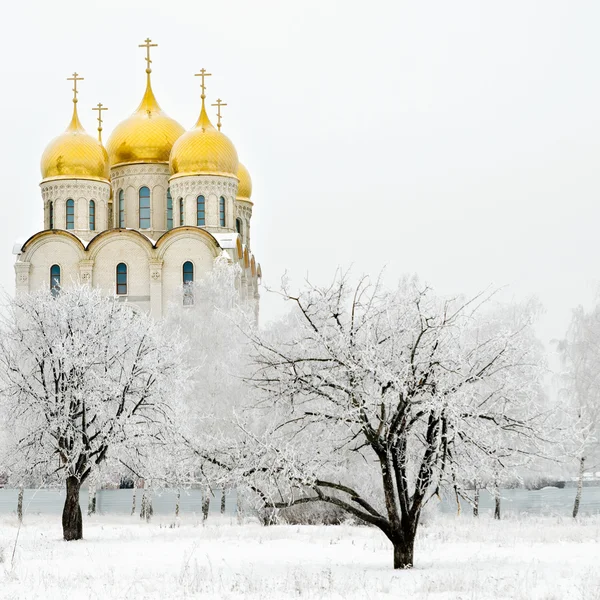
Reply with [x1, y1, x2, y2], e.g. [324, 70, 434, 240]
[170, 99, 238, 179]
[41, 103, 109, 182]
[236, 162, 252, 201]
[106, 74, 185, 167]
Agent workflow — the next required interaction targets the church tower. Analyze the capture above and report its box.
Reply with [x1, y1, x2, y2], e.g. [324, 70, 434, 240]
[14, 39, 261, 317]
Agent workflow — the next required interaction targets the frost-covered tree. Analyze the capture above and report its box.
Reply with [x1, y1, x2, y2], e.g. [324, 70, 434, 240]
[0, 286, 186, 540]
[234, 273, 546, 569]
[556, 304, 600, 517]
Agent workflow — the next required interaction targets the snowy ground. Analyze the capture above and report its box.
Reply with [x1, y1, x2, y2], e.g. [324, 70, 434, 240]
[1, 513, 599, 599]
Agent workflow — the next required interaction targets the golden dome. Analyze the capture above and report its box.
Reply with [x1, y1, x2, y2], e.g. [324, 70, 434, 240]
[41, 103, 109, 182]
[106, 74, 185, 167]
[170, 98, 238, 179]
[236, 162, 252, 201]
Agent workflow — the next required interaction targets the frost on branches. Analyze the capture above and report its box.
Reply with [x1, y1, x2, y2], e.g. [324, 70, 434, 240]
[237, 273, 547, 569]
[0, 286, 186, 540]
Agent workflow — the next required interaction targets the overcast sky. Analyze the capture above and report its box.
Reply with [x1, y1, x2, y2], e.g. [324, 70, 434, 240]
[1, 0, 598, 345]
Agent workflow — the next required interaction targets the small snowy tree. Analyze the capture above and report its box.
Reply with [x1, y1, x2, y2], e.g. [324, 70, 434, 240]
[235, 273, 546, 569]
[556, 304, 600, 517]
[0, 286, 186, 540]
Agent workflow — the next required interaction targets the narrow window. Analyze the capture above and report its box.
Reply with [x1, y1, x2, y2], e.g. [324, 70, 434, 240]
[197, 195, 205, 226]
[179, 198, 184, 226]
[119, 189, 125, 228]
[50, 264, 60, 297]
[236, 217, 242, 235]
[219, 196, 226, 227]
[116, 263, 128, 295]
[49, 202, 54, 229]
[139, 186, 151, 229]
[89, 200, 96, 231]
[167, 188, 173, 230]
[183, 261, 194, 306]
[66, 199, 75, 230]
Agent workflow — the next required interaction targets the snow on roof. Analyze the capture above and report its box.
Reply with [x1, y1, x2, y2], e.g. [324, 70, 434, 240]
[213, 232, 241, 249]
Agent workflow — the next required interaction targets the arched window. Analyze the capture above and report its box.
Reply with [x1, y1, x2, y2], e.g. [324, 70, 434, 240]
[197, 196, 205, 226]
[179, 198, 184, 226]
[139, 186, 150, 229]
[49, 202, 54, 229]
[236, 218, 242, 235]
[219, 196, 226, 227]
[50, 264, 60, 297]
[118, 189, 125, 228]
[89, 200, 96, 231]
[183, 261, 194, 306]
[166, 188, 173, 230]
[66, 199, 75, 230]
[116, 263, 128, 295]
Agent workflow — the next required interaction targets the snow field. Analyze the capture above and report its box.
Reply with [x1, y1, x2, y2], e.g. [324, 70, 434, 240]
[0, 513, 599, 599]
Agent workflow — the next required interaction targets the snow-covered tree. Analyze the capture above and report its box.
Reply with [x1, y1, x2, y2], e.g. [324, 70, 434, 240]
[233, 273, 547, 569]
[0, 286, 186, 540]
[556, 304, 600, 517]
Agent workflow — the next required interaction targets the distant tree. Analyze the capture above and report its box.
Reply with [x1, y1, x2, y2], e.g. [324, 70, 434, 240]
[0, 286, 185, 540]
[233, 273, 547, 569]
[556, 304, 600, 517]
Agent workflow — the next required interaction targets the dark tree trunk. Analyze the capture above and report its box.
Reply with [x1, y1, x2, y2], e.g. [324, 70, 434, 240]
[175, 490, 180, 519]
[221, 490, 226, 514]
[202, 496, 210, 521]
[131, 487, 137, 516]
[573, 456, 585, 518]
[473, 481, 479, 517]
[87, 479, 97, 516]
[393, 534, 415, 569]
[62, 476, 83, 541]
[17, 486, 24, 523]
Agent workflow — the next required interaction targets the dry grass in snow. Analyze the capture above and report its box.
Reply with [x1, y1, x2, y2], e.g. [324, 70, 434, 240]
[0, 513, 599, 599]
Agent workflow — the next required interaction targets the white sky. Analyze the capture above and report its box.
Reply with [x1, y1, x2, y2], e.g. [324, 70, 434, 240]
[1, 0, 599, 345]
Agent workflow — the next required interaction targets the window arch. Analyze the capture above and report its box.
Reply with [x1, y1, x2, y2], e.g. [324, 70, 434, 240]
[118, 189, 125, 228]
[50, 264, 60, 297]
[49, 202, 54, 229]
[219, 196, 226, 227]
[89, 200, 96, 231]
[66, 199, 75, 230]
[197, 196, 205, 226]
[183, 261, 194, 306]
[179, 198, 184, 226]
[139, 186, 150, 229]
[236, 217, 242, 235]
[166, 188, 173, 230]
[116, 263, 128, 295]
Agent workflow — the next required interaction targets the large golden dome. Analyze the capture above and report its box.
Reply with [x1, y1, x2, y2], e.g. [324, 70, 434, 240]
[41, 103, 109, 182]
[170, 99, 238, 179]
[236, 162, 252, 201]
[106, 74, 185, 167]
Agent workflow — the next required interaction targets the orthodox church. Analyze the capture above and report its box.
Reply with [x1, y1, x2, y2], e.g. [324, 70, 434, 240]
[13, 39, 261, 318]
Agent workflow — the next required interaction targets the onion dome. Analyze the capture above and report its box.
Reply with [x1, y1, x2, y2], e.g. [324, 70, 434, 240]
[106, 71, 185, 167]
[41, 94, 109, 182]
[170, 96, 238, 179]
[236, 162, 252, 201]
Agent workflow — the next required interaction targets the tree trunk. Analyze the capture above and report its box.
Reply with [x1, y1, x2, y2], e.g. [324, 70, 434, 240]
[17, 486, 24, 523]
[221, 489, 226, 514]
[131, 486, 137, 516]
[573, 456, 585, 518]
[62, 476, 83, 541]
[202, 495, 210, 521]
[87, 476, 97, 516]
[494, 486, 501, 521]
[393, 535, 415, 569]
[473, 480, 479, 517]
[175, 490, 180, 519]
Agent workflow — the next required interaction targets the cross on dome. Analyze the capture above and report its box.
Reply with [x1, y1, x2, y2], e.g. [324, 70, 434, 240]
[67, 72, 84, 103]
[92, 103, 108, 142]
[195, 68, 212, 99]
[211, 98, 227, 131]
[139, 37, 157, 73]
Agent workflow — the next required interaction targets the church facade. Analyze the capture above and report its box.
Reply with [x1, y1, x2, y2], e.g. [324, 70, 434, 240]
[14, 40, 261, 318]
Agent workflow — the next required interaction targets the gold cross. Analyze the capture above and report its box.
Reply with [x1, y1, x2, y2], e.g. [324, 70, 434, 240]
[194, 68, 212, 98]
[67, 72, 84, 103]
[211, 98, 227, 131]
[92, 103, 108, 142]
[139, 38, 157, 72]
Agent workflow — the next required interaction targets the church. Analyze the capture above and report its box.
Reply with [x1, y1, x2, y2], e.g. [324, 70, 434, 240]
[13, 39, 261, 318]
